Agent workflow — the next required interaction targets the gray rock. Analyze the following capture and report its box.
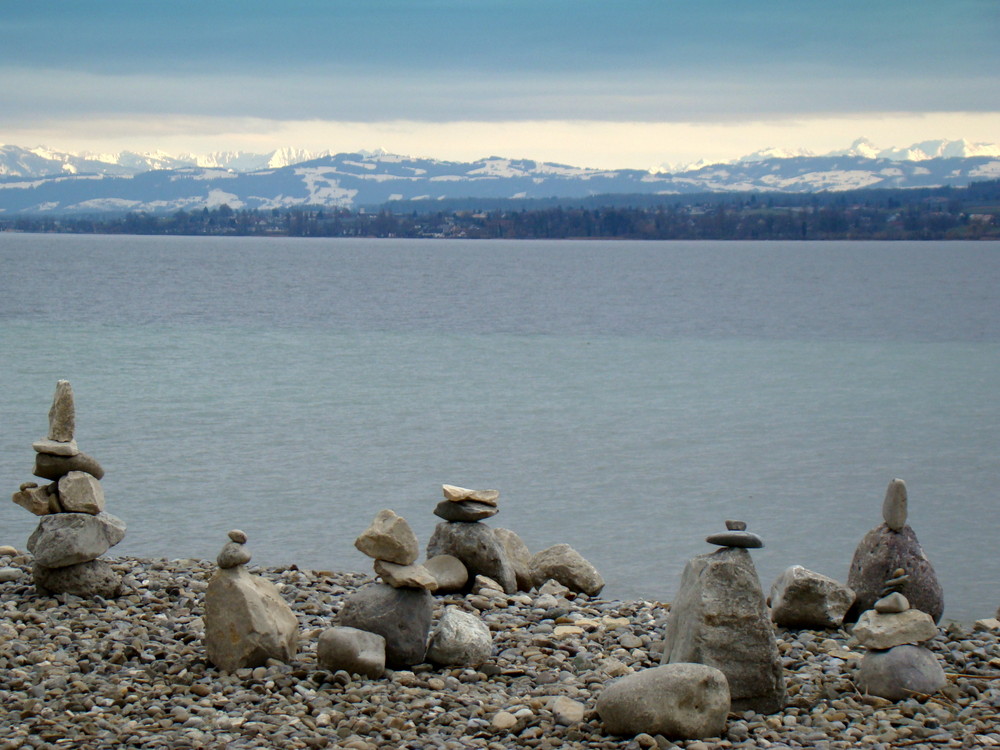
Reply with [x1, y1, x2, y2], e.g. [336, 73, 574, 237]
[432, 499, 498, 522]
[423, 554, 468, 593]
[881, 478, 908, 531]
[354, 509, 419, 565]
[442, 484, 499, 506]
[27, 512, 126, 568]
[853, 608, 938, 649]
[769, 565, 855, 629]
[11, 483, 59, 516]
[33, 559, 122, 598]
[875, 592, 910, 614]
[846, 524, 943, 623]
[32, 438, 79, 457]
[47, 380, 75, 442]
[338, 582, 433, 669]
[856, 644, 946, 700]
[706, 531, 763, 548]
[426, 521, 516, 594]
[426, 606, 493, 666]
[550, 696, 586, 726]
[204, 565, 298, 672]
[228, 529, 248, 543]
[217, 541, 252, 569]
[33, 451, 105, 482]
[529, 543, 604, 596]
[725, 520, 747, 531]
[596, 663, 730, 740]
[494, 527, 534, 592]
[56, 471, 105, 515]
[373, 559, 438, 591]
[316, 626, 386, 679]
[661, 547, 785, 714]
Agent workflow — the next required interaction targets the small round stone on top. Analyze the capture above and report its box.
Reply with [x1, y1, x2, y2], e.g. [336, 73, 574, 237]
[725, 519, 747, 531]
[228, 529, 248, 544]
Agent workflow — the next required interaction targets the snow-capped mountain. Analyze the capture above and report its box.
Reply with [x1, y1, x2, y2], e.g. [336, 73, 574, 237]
[0, 142, 997, 216]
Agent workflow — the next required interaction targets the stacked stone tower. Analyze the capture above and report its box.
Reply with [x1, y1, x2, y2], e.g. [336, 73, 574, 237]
[11, 380, 126, 597]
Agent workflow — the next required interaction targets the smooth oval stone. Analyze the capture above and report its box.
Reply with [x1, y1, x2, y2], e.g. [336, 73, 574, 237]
[217, 541, 252, 568]
[706, 531, 763, 548]
[882, 478, 908, 531]
[875, 592, 910, 613]
[228, 529, 248, 543]
[433, 499, 498, 522]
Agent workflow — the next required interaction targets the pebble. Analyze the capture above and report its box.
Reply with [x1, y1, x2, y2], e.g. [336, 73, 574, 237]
[0, 555, 997, 750]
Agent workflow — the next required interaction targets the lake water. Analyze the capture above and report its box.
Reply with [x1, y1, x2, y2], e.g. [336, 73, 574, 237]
[1, 233, 998, 621]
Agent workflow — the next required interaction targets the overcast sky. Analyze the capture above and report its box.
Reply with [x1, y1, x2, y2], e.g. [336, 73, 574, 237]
[2, 0, 998, 168]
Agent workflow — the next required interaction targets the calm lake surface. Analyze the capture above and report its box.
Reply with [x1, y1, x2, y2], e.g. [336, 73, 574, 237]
[1, 233, 998, 621]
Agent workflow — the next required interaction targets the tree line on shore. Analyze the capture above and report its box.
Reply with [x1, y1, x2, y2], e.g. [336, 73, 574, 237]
[3, 179, 998, 240]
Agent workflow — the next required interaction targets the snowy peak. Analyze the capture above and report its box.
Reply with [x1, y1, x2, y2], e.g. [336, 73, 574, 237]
[830, 137, 1000, 161]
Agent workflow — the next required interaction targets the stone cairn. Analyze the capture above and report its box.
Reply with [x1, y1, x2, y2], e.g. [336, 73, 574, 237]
[335, 509, 436, 670]
[853, 567, 946, 700]
[203, 530, 298, 672]
[11, 380, 126, 598]
[425, 485, 518, 594]
[846, 478, 944, 623]
[659, 520, 786, 714]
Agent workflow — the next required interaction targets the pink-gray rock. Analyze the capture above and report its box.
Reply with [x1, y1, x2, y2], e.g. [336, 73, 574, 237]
[596, 663, 730, 740]
[423, 554, 468, 593]
[56, 471, 105, 515]
[846, 524, 943, 623]
[317, 626, 386, 679]
[530, 543, 604, 596]
[882, 478, 908, 531]
[856, 644, 946, 701]
[33, 559, 122, 598]
[204, 565, 298, 672]
[354, 509, 419, 565]
[47, 380, 75, 442]
[426, 606, 493, 667]
[853, 608, 938, 649]
[373, 559, 438, 591]
[27, 512, 126, 568]
[769, 565, 855, 629]
[661, 547, 785, 714]
[338, 582, 433, 669]
[12, 483, 59, 516]
[426, 521, 516, 594]
[33, 451, 105, 482]
[494, 527, 534, 592]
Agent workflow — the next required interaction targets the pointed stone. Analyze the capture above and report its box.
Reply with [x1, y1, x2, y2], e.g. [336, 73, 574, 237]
[882, 478, 908, 531]
[354, 509, 419, 565]
[442, 484, 499, 506]
[47, 381, 75, 442]
[494, 527, 534, 592]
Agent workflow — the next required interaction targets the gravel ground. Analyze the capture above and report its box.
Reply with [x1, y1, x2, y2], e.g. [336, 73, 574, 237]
[1, 555, 999, 750]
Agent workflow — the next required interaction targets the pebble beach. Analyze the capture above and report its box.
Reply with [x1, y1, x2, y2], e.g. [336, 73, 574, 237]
[1, 555, 999, 750]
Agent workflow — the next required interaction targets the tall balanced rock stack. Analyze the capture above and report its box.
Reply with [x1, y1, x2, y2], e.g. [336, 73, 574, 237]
[12, 381, 126, 598]
[339, 509, 435, 669]
[846, 478, 943, 623]
[204, 530, 298, 672]
[660, 520, 785, 714]
[853, 568, 945, 700]
[426, 485, 516, 594]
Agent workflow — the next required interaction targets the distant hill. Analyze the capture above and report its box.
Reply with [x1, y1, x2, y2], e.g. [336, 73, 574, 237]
[0, 140, 998, 216]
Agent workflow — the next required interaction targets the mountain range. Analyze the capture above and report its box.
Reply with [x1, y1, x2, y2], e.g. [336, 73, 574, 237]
[1, 138, 998, 216]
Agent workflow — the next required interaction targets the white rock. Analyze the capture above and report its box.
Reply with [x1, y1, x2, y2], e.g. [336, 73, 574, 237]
[426, 606, 493, 666]
[57, 471, 105, 515]
[442, 484, 500, 506]
[853, 608, 938, 649]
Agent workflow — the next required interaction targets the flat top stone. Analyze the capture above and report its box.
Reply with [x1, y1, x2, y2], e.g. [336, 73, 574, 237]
[442, 484, 500, 506]
[706, 530, 763, 548]
[32, 438, 80, 457]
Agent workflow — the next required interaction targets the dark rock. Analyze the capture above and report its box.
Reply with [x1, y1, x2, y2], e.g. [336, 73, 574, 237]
[846, 524, 943, 623]
[338, 583, 433, 669]
[706, 531, 763, 548]
[33, 451, 105, 482]
[33, 559, 122, 598]
[432, 499, 498, 522]
[426, 521, 516, 594]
